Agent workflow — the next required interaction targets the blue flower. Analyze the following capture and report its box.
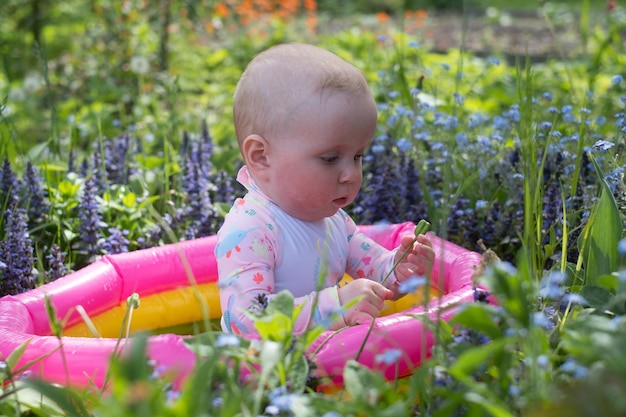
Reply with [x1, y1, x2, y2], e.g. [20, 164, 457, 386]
[618, 238, 626, 257]
[166, 390, 180, 403]
[453, 92, 465, 105]
[396, 138, 411, 152]
[455, 132, 468, 147]
[612, 74, 623, 85]
[215, 333, 240, 348]
[542, 271, 567, 286]
[539, 285, 564, 300]
[539, 121, 552, 130]
[536, 354, 550, 368]
[475, 200, 488, 210]
[562, 293, 587, 306]
[486, 56, 500, 66]
[560, 359, 588, 379]
[371, 144, 385, 154]
[532, 311, 554, 329]
[592, 139, 615, 151]
[375, 348, 402, 365]
[265, 405, 280, 415]
[398, 276, 427, 294]
[509, 384, 521, 397]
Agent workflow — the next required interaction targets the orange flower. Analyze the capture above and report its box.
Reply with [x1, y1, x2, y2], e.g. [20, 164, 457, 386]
[214, 3, 230, 17]
[304, 0, 316, 12]
[306, 14, 317, 34]
[376, 11, 390, 23]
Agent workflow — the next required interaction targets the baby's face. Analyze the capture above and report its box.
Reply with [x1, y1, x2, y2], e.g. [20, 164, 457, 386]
[263, 89, 377, 222]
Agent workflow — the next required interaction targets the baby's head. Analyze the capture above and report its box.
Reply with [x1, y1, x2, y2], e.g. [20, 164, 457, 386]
[233, 43, 373, 148]
[233, 43, 378, 222]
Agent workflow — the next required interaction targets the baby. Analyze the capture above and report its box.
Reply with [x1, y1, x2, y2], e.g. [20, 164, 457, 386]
[216, 43, 434, 335]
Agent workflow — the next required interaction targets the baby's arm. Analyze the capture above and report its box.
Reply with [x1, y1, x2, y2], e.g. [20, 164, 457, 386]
[217, 222, 348, 334]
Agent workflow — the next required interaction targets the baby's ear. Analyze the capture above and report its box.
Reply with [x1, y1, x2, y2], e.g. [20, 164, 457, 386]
[242, 134, 270, 180]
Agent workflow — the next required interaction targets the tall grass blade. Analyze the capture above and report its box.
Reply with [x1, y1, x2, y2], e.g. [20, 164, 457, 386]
[579, 153, 622, 285]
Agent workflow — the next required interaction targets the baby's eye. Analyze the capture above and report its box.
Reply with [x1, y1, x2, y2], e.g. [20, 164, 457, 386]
[321, 156, 339, 164]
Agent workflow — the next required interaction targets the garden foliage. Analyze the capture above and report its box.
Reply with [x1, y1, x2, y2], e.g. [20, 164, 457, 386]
[2, 0, 626, 416]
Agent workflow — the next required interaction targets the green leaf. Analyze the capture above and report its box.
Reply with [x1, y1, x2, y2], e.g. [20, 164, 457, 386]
[463, 391, 516, 417]
[57, 180, 81, 197]
[448, 338, 509, 377]
[266, 290, 295, 318]
[287, 355, 309, 393]
[122, 192, 137, 209]
[581, 284, 613, 310]
[343, 360, 385, 401]
[26, 140, 53, 161]
[22, 380, 91, 417]
[5, 339, 31, 374]
[254, 312, 292, 341]
[451, 304, 503, 340]
[581, 153, 622, 284]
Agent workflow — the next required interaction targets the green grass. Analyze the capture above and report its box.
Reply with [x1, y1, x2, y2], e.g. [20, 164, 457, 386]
[470, 0, 607, 10]
[318, 0, 608, 19]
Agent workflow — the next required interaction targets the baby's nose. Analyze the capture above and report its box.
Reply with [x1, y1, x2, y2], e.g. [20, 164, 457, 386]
[339, 163, 361, 184]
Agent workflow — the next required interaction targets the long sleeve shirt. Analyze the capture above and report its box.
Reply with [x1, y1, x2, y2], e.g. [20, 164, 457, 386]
[215, 166, 398, 335]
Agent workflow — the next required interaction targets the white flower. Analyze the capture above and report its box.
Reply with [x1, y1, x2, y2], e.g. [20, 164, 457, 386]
[129, 55, 150, 75]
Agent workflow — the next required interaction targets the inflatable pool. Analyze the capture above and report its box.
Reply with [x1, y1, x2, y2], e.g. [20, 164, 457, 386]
[0, 222, 482, 390]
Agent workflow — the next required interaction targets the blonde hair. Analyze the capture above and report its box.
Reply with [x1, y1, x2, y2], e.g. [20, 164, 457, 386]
[233, 43, 372, 147]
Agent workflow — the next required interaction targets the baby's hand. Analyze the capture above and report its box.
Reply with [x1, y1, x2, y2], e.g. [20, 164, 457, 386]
[337, 280, 393, 326]
[392, 233, 434, 284]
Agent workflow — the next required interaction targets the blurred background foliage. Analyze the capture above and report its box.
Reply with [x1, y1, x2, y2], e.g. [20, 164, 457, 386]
[0, 0, 612, 161]
[1, 0, 624, 275]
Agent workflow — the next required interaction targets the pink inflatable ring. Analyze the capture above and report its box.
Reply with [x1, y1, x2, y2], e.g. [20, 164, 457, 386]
[0, 222, 482, 389]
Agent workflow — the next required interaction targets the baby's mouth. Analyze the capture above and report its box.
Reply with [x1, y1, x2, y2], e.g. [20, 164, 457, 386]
[333, 197, 348, 206]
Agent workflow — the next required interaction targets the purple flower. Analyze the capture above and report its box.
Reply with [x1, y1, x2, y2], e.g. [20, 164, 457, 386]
[46, 244, 67, 282]
[77, 175, 105, 258]
[21, 162, 50, 222]
[0, 209, 35, 295]
[101, 227, 129, 254]
[0, 158, 20, 208]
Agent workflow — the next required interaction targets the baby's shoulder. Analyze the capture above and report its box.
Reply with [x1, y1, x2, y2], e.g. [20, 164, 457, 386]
[221, 195, 278, 235]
